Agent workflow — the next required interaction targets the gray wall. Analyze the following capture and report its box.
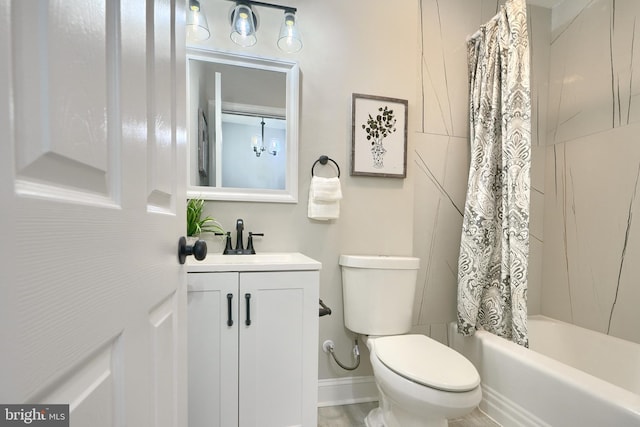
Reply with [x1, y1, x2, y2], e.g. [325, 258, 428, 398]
[190, 0, 568, 383]
[193, 0, 419, 380]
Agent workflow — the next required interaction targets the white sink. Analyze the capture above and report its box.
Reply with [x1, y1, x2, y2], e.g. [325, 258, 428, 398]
[186, 252, 321, 272]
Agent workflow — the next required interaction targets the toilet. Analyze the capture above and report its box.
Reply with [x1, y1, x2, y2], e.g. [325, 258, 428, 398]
[339, 255, 482, 427]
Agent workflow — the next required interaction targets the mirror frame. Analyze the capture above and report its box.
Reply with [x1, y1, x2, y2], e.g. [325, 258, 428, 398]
[186, 48, 300, 203]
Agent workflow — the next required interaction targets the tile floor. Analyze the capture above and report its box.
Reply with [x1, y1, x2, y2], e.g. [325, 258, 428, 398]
[317, 401, 500, 427]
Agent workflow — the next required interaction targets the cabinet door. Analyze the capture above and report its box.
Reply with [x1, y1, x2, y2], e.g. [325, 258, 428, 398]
[188, 272, 239, 427]
[239, 271, 319, 427]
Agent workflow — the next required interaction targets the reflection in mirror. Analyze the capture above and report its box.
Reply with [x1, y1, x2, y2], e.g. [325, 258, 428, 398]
[187, 48, 299, 203]
[221, 114, 286, 189]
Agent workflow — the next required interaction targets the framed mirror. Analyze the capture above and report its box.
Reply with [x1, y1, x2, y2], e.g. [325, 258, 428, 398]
[186, 48, 299, 203]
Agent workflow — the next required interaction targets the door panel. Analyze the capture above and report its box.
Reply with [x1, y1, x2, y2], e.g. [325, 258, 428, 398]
[37, 338, 121, 427]
[0, 1, 187, 426]
[150, 291, 179, 427]
[12, 0, 115, 203]
[148, 0, 177, 212]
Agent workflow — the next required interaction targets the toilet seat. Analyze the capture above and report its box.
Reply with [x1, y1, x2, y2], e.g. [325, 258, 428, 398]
[373, 334, 480, 392]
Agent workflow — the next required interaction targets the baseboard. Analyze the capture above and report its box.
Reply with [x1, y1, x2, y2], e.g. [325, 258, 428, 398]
[480, 384, 550, 427]
[317, 376, 378, 407]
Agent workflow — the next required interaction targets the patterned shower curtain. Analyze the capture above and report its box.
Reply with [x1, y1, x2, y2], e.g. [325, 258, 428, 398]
[457, 0, 531, 347]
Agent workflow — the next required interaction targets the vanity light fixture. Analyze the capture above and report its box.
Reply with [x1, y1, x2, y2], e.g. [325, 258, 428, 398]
[277, 11, 302, 53]
[186, 0, 211, 42]
[230, 2, 258, 47]
[228, 0, 302, 53]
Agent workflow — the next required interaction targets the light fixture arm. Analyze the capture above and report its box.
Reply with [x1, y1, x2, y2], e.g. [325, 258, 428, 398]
[228, 0, 301, 52]
[226, 0, 296, 14]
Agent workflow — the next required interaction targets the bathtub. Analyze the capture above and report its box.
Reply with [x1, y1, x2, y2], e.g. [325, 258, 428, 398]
[449, 315, 640, 426]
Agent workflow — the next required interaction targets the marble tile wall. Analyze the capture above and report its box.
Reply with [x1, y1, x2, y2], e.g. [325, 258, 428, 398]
[413, 0, 640, 350]
[542, 0, 640, 344]
[411, 0, 551, 341]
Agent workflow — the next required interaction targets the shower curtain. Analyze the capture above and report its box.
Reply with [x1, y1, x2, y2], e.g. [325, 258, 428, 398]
[457, 0, 531, 347]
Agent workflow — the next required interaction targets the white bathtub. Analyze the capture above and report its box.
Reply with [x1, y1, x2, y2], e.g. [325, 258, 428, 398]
[449, 315, 640, 426]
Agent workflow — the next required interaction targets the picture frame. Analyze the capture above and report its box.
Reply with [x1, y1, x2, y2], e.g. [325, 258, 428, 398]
[351, 93, 408, 178]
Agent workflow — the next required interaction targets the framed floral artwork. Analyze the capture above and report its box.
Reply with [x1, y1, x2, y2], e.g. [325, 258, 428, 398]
[351, 93, 408, 178]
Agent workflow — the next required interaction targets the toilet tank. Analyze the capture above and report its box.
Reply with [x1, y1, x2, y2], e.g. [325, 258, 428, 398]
[339, 255, 420, 336]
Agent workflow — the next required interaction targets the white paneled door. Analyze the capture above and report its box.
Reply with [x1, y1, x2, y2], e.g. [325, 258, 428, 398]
[0, 1, 187, 426]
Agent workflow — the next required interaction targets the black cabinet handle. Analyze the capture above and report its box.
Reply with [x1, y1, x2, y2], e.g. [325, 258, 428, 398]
[245, 293, 251, 326]
[226, 293, 233, 327]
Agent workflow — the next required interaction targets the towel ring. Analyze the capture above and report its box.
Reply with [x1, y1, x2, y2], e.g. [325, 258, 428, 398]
[311, 155, 340, 178]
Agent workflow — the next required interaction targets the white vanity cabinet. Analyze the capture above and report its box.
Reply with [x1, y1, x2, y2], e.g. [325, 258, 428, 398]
[187, 254, 320, 427]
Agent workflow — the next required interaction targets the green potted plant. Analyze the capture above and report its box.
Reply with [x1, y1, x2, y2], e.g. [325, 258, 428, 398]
[187, 198, 224, 238]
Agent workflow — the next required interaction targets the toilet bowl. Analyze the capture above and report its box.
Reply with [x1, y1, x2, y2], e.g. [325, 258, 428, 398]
[364, 335, 481, 427]
[339, 255, 482, 427]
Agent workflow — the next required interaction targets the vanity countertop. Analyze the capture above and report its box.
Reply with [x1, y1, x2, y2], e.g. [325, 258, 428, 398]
[186, 252, 322, 273]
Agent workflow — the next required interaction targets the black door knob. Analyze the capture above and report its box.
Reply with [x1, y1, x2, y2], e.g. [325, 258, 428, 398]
[178, 236, 207, 264]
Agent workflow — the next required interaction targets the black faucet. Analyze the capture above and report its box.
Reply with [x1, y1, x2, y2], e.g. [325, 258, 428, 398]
[246, 232, 264, 254]
[222, 219, 263, 255]
[235, 219, 244, 252]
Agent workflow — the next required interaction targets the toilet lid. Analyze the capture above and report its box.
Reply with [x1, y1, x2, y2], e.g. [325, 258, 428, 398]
[373, 334, 480, 392]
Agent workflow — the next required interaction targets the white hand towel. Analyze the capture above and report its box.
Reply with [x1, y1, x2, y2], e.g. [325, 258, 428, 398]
[310, 176, 342, 201]
[308, 176, 342, 221]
